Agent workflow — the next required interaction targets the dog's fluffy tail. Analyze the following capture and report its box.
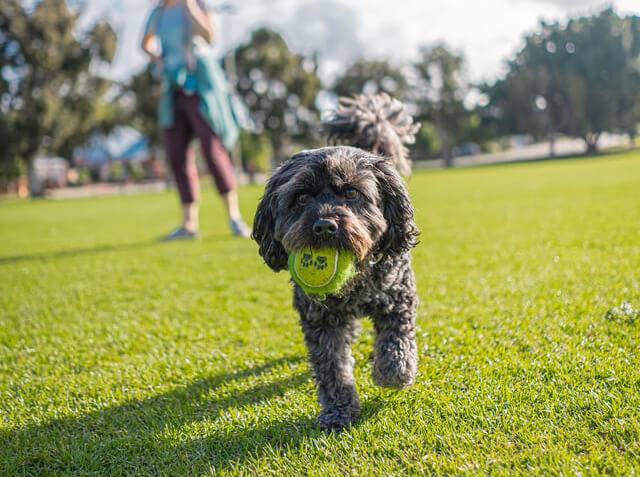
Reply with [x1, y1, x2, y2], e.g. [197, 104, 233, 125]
[323, 93, 420, 177]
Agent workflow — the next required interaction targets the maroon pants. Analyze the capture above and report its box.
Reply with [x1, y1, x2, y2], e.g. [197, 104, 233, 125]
[162, 90, 235, 204]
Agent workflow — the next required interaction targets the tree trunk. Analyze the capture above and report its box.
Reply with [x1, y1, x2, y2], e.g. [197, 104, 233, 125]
[435, 114, 452, 168]
[269, 134, 283, 169]
[442, 137, 452, 168]
[548, 134, 556, 158]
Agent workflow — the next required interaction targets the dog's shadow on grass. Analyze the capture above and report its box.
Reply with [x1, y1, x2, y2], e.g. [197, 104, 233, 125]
[2, 355, 384, 474]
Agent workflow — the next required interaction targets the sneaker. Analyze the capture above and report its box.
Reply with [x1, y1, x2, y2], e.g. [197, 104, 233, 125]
[230, 218, 251, 238]
[159, 226, 198, 241]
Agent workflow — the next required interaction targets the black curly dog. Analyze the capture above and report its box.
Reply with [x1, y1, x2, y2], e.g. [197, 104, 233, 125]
[252, 145, 419, 430]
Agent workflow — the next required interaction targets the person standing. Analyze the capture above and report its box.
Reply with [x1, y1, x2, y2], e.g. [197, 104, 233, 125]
[142, 0, 250, 239]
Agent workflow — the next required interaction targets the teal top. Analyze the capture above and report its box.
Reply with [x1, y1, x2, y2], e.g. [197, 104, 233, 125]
[144, 2, 239, 151]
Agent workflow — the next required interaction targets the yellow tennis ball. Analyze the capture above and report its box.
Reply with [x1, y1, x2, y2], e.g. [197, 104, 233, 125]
[288, 246, 357, 297]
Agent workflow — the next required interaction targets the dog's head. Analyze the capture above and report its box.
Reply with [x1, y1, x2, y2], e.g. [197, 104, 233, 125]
[252, 146, 419, 272]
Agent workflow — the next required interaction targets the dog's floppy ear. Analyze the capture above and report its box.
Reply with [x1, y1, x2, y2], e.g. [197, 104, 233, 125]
[252, 174, 288, 271]
[373, 159, 419, 257]
[252, 153, 314, 271]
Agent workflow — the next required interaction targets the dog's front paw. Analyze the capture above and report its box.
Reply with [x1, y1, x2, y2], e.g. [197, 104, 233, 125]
[372, 346, 417, 389]
[315, 405, 361, 431]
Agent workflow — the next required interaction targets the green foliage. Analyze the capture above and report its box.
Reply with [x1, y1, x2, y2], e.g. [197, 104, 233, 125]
[481, 69, 549, 142]
[125, 162, 145, 181]
[77, 167, 91, 185]
[410, 122, 441, 159]
[125, 64, 164, 151]
[1, 152, 639, 474]
[0, 156, 26, 183]
[0, 0, 119, 178]
[107, 161, 124, 183]
[411, 43, 475, 165]
[484, 8, 640, 153]
[239, 129, 272, 174]
[333, 59, 409, 100]
[233, 28, 322, 162]
[89, 22, 117, 64]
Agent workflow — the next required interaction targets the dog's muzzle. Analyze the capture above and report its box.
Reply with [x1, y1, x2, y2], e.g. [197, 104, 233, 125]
[312, 219, 338, 239]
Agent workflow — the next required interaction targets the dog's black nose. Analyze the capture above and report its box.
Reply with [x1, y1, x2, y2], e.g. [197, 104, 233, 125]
[313, 219, 338, 238]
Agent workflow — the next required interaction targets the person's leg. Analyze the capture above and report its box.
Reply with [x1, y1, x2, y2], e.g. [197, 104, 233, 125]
[162, 93, 199, 233]
[184, 96, 246, 227]
[197, 132, 238, 221]
[201, 133, 241, 221]
[220, 182, 242, 222]
[180, 165, 199, 232]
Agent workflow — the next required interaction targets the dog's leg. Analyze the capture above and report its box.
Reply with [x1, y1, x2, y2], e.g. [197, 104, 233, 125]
[371, 291, 418, 389]
[300, 315, 361, 431]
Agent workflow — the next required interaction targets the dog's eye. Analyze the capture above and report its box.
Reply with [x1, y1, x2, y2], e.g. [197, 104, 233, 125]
[296, 194, 310, 205]
[344, 188, 359, 200]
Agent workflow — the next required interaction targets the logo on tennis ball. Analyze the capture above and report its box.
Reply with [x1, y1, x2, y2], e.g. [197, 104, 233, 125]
[288, 246, 357, 297]
[294, 248, 338, 287]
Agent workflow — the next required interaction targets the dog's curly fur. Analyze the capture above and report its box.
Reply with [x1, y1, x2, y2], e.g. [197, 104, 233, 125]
[253, 93, 420, 430]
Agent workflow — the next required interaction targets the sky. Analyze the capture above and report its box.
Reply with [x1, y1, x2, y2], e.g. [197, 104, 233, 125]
[80, 0, 639, 85]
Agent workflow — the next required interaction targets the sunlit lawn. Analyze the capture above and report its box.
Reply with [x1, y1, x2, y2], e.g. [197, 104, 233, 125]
[1, 152, 639, 475]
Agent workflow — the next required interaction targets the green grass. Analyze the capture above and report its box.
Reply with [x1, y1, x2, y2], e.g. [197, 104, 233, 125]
[1, 152, 639, 476]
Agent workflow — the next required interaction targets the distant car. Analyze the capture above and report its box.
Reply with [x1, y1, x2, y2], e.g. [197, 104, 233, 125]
[452, 142, 481, 157]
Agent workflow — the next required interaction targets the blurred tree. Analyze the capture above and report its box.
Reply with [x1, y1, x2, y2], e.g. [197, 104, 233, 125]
[333, 59, 409, 100]
[619, 13, 640, 148]
[484, 9, 640, 154]
[232, 28, 322, 164]
[126, 64, 164, 152]
[238, 129, 272, 178]
[411, 44, 474, 167]
[410, 122, 441, 159]
[0, 0, 118, 183]
[480, 68, 554, 153]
